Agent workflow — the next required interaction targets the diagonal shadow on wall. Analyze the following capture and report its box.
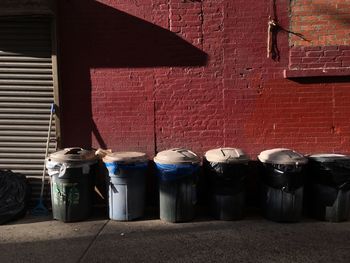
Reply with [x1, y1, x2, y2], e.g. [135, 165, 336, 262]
[57, 0, 208, 149]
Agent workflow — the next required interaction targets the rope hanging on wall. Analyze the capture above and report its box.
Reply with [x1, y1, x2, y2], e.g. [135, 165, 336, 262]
[267, 16, 278, 59]
[267, 0, 280, 60]
[267, 0, 309, 60]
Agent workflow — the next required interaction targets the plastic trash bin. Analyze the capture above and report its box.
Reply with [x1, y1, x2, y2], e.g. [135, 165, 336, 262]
[204, 148, 249, 220]
[46, 147, 97, 222]
[154, 148, 200, 223]
[103, 151, 148, 221]
[306, 154, 350, 222]
[258, 148, 307, 222]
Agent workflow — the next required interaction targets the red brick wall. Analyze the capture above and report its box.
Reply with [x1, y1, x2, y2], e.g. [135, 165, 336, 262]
[290, 0, 350, 47]
[57, 0, 350, 158]
[289, 0, 350, 71]
[289, 46, 350, 70]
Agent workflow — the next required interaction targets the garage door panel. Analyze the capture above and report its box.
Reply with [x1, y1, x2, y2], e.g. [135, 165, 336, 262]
[0, 16, 57, 205]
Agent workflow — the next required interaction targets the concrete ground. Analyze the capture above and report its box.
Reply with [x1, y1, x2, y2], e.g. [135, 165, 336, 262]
[1, 209, 350, 263]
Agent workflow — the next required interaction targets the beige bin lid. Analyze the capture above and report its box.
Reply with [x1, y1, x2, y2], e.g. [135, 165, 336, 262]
[205, 148, 249, 163]
[48, 147, 97, 163]
[154, 148, 200, 165]
[258, 148, 307, 165]
[103, 151, 148, 164]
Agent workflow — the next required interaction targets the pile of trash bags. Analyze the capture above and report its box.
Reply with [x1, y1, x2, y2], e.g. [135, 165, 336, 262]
[0, 169, 29, 224]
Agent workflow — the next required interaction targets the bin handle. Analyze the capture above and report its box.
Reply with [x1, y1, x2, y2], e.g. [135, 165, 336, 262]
[175, 148, 198, 158]
[64, 147, 84, 155]
[220, 148, 242, 160]
[110, 183, 118, 193]
[220, 148, 226, 156]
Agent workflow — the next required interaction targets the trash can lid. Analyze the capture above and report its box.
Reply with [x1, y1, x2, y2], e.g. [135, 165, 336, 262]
[308, 153, 350, 162]
[48, 147, 97, 163]
[258, 148, 307, 165]
[154, 148, 200, 165]
[204, 148, 249, 163]
[102, 151, 148, 164]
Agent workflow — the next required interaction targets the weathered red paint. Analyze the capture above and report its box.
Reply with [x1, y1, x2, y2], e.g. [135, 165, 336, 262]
[57, 0, 350, 159]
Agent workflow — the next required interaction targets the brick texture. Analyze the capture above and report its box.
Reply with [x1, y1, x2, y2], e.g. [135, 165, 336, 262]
[289, 46, 350, 69]
[57, 0, 350, 158]
[290, 0, 350, 47]
[289, 1, 350, 73]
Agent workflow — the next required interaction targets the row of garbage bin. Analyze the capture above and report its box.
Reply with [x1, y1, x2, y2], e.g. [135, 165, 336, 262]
[45, 147, 350, 223]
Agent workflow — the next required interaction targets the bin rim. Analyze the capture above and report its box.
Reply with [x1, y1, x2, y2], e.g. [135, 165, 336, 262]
[308, 153, 350, 162]
[257, 148, 307, 165]
[154, 148, 200, 165]
[204, 147, 249, 164]
[46, 158, 97, 167]
[102, 151, 148, 164]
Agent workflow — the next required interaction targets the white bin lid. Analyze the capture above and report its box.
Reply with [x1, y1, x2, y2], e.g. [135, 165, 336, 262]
[204, 148, 249, 163]
[154, 148, 200, 165]
[47, 147, 97, 163]
[308, 153, 350, 162]
[258, 148, 307, 165]
[103, 151, 148, 164]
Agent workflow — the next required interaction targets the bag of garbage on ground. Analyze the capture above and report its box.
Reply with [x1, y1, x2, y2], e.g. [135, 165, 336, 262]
[0, 169, 29, 224]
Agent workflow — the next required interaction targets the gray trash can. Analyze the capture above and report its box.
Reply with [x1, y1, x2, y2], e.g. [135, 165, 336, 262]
[204, 148, 249, 220]
[46, 147, 97, 222]
[103, 152, 148, 221]
[258, 148, 307, 222]
[306, 154, 350, 222]
[154, 148, 200, 223]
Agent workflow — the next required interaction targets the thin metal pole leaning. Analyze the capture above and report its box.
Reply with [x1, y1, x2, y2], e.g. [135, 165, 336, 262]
[39, 103, 55, 200]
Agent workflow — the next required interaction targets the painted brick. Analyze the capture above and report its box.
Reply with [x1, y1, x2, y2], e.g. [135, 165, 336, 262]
[57, 0, 350, 161]
[325, 62, 342, 68]
[340, 56, 350, 62]
[306, 51, 323, 57]
[303, 47, 322, 52]
[302, 57, 319, 63]
[324, 50, 342, 57]
[289, 45, 350, 71]
[290, 0, 350, 46]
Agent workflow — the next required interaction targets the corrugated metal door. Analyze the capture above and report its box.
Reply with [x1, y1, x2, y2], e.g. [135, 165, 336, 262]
[0, 16, 57, 206]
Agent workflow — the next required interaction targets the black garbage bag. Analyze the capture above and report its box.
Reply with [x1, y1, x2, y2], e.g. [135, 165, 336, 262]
[308, 159, 350, 190]
[204, 160, 247, 195]
[259, 163, 305, 193]
[0, 169, 29, 224]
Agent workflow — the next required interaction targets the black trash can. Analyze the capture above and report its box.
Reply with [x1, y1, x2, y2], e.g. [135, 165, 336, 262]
[204, 148, 249, 220]
[306, 154, 350, 222]
[258, 148, 307, 222]
[46, 147, 97, 222]
[154, 148, 200, 223]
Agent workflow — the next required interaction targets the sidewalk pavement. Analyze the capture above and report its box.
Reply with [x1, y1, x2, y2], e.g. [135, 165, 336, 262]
[1, 210, 350, 263]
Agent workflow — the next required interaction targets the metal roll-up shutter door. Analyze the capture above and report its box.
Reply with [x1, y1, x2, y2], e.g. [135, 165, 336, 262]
[0, 16, 57, 206]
